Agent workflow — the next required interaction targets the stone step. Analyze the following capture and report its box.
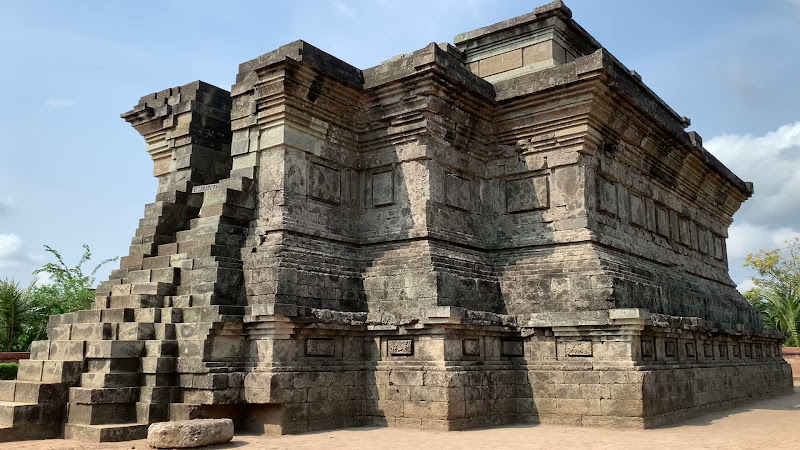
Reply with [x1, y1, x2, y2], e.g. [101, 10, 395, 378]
[86, 357, 139, 373]
[139, 386, 178, 404]
[136, 402, 169, 423]
[144, 340, 178, 357]
[84, 340, 145, 359]
[80, 372, 140, 388]
[67, 402, 135, 425]
[108, 294, 165, 309]
[64, 422, 149, 442]
[10, 381, 69, 404]
[118, 322, 156, 340]
[17, 360, 83, 384]
[0, 400, 39, 427]
[69, 387, 139, 405]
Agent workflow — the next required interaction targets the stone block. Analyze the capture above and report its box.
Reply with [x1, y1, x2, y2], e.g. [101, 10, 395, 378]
[147, 419, 233, 448]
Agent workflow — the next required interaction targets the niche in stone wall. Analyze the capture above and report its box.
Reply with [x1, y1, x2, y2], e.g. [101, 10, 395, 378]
[596, 177, 617, 216]
[656, 205, 670, 237]
[629, 192, 646, 227]
[444, 173, 471, 211]
[371, 169, 394, 207]
[309, 162, 341, 205]
[505, 174, 549, 213]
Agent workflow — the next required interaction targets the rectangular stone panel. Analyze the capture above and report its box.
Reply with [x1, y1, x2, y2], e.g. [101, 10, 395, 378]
[641, 340, 654, 358]
[565, 341, 592, 357]
[444, 173, 471, 211]
[305, 338, 335, 357]
[478, 48, 522, 77]
[718, 343, 728, 358]
[372, 170, 394, 207]
[665, 340, 677, 358]
[629, 192, 646, 227]
[656, 206, 670, 237]
[309, 162, 341, 205]
[685, 342, 696, 358]
[704, 342, 713, 357]
[501, 340, 524, 357]
[597, 177, 617, 216]
[679, 218, 692, 247]
[698, 228, 709, 254]
[462, 339, 480, 356]
[506, 175, 549, 213]
[387, 339, 413, 356]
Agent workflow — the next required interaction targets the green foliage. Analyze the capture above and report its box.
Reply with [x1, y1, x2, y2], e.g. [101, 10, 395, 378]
[0, 279, 35, 351]
[744, 237, 800, 347]
[0, 245, 118, 352]
[22, 245, 118, 345]
[0, 362, 18, 380]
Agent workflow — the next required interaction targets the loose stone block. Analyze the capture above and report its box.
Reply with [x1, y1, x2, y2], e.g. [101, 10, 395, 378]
[147, 419, 234, 448]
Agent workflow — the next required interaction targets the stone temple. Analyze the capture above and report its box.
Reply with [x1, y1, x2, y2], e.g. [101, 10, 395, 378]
[0, 1, 793, 442]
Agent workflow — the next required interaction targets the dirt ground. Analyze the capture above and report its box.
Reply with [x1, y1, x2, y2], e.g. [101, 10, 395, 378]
[3, 388, 798, 450]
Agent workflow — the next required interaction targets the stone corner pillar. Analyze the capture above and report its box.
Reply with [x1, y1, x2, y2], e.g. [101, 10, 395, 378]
[121, 80, 233, 192]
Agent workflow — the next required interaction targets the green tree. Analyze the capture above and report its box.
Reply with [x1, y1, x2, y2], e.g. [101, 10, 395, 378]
[24, 245, 118, 344]
[744, 237, 800, 347]
[0, 279, 35, 351]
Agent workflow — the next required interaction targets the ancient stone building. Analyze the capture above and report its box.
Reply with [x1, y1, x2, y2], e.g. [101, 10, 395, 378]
[0, 1, 793, 442]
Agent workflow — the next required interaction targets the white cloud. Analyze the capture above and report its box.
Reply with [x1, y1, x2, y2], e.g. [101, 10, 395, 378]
[736, 278, 756, 293]
[33, 272, 54, 287]
[708, 122, 800, 290]
[727, 222, 800, 260]
[0, 197, 12, 215]
[44, 98, 74, 107]
[333, 1, 357, 18]
[706, 122, 800, 229]
[0, 234, 23, 261]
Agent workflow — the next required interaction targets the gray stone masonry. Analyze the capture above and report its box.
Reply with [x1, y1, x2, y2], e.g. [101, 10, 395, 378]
[0, 0, 792, 442]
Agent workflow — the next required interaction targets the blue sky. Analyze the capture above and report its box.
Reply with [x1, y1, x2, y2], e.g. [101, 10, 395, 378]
[1, 0, 799, 291]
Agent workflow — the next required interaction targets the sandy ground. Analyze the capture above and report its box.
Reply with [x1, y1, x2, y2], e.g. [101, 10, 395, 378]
[3, 388, 798, 450]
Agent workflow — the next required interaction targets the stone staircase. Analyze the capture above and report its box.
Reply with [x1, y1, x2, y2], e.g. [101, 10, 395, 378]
[0, 175, 255, 442]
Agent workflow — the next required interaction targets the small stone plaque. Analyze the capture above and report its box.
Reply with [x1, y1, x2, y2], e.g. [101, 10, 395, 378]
[641, 340, 654, 358]
[192, 183, 219, 194]
[388, 339, 413, 356]
[501, 340, 524, 357]
[754, 344, 762, 358]
[506, 175, 549, 213]
[305, 338, 335, 357]
[765, 345, 771, 357]
[743, 343, 751, 358]
[733, 344, 741, 358]
[372, 170, 394, 207]
[462, 339, 480, 356]
[309, 162, 341, 205]
[597, 177, 617, 216]
[703, 342, 713, 358]
[665, 340, 677, 358]
[444, 173, 471, 211]
[629, 193, 646, 227]
[685, 342, 696, 358]
[718, 343, 728, 358]
[565, 341, 592, 357]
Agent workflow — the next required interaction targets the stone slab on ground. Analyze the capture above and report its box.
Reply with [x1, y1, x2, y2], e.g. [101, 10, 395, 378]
[147, 419, 233, 448]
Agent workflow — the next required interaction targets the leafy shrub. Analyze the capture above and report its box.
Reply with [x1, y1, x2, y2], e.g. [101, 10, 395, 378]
[0, 362, 18, 380]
